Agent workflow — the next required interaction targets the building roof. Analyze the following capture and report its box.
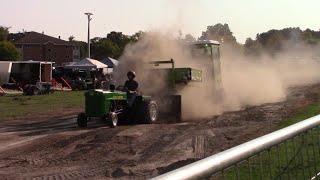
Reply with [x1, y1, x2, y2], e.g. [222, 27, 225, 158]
[12, 31, 74, 45]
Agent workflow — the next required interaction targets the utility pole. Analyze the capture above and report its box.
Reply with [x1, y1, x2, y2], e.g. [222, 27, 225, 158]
[84, 12, 93, 58]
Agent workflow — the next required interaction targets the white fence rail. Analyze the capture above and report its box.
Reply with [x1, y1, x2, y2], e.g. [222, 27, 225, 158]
[152, 115, 320, 180]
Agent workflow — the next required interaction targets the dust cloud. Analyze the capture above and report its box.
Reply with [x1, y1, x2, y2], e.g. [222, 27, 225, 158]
[221, 44, 320, 112]
[113, 32, 179, 95]
[113, 32, 320, 120]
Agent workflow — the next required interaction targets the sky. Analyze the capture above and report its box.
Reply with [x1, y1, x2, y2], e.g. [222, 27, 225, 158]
[1, 0, 320, 43]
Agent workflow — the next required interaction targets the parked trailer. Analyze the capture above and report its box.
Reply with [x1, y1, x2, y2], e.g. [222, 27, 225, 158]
[0, 61, 53, 95]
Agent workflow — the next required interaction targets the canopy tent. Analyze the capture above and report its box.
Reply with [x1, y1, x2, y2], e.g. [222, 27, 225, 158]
[64, 58, 108, 69]
[100, 57, 119, 68]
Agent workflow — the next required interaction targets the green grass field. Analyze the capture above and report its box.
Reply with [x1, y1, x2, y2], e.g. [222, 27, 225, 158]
[277, 103, 320, 129]
[0, 91, 85, 120]
[214, 103, 320, 179]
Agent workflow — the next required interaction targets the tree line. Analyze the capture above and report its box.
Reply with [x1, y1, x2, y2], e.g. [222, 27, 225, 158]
[0, 26, 20, 61]
[1, 24, 320, 61]
[244, 27, 320, 57]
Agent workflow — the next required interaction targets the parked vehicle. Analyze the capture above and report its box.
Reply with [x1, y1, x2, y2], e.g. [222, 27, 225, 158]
[0, 61, 53, 95]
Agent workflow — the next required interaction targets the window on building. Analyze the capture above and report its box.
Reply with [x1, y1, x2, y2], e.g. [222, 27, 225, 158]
[73, 55, 80, 59]
[48, 49, 52, 52]
[66, 55, 70, 58]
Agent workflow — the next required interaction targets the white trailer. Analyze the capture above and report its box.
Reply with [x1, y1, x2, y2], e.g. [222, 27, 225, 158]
[0, 61, 52, 85]
[0, 62, 12, 85]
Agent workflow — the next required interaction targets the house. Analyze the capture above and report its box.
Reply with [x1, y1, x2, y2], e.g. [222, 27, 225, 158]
[9, 31, 81, 65]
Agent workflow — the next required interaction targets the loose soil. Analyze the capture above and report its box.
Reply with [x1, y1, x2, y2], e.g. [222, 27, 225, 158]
[0, 84, 320, 179]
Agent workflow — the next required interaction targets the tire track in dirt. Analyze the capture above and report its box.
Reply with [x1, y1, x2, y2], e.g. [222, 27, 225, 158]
[133, 125, 195, 161]
[22, 167, 108, 180]
[112, 125, 212, 177]
[194, 135, 206, 159]
[138, 133, 178, 162]
[0, 125, 132, 179]
[0, 135, 48, 153]
[24, 127, 128, 163]
[95, 125, 194, 177]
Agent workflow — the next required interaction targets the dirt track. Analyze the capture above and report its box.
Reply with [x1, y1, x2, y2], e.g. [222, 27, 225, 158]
[0, 84, 320, 179]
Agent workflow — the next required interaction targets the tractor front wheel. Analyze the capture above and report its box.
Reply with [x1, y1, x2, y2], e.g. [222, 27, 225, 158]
[77, 113, 88, 127]
[108, 112, 118, 128]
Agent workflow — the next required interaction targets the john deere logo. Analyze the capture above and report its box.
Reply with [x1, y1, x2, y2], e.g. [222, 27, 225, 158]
[113, 96, 123, 99]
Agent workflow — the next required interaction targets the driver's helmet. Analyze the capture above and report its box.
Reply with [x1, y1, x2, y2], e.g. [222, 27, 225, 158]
[127, 71, 136, 78]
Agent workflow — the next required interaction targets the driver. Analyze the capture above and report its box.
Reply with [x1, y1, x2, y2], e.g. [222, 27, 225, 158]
[124, 71, 139, 107]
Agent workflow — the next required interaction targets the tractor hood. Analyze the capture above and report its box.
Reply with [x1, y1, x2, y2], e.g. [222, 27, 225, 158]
[85, 89, 127, 100]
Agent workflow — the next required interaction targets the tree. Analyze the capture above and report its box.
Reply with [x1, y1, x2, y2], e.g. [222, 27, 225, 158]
[106, 31, 131, 58]
[199, 23, 237, 44]
[107, 31, 130, 46]
[130, 31, 144, 42]
[184, 34, 196, 41]
[0, 26, 9, 41]
[244, 37, 262, 56]
[243, 27, 320, 58]
[0, 41, 20, 61]
[68, 35, 75, 42]
[302, 28, 320, 45]
[90, 37, 120, 59]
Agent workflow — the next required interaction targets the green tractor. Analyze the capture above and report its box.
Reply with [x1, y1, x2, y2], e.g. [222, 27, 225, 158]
[77, 85, 158, 128]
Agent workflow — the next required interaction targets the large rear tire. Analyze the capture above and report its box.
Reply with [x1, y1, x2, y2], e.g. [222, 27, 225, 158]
[77, 113, 87, 127]
[137, 101, 158, 124]
[32, 87, 40, 95]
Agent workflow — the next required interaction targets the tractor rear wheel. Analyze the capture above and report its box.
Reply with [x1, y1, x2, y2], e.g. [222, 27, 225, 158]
[137, 101, 158, 124]
[32, 87, 40, 95]
[108, 112, 118, 128]
[77, 113, 87, 127]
